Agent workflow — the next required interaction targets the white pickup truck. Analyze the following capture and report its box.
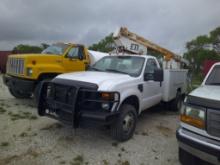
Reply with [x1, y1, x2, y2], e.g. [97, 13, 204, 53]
[38, 55, 188, 141]
[177, 62, 220, 165]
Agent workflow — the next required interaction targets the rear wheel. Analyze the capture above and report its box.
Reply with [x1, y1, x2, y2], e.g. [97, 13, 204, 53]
[171, 91, 183, 111]
[111, 104, 137, 142]
[9, 88, 31, 99]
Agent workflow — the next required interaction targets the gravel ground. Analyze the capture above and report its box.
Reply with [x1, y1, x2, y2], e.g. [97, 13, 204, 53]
[0, 74, 181, 165]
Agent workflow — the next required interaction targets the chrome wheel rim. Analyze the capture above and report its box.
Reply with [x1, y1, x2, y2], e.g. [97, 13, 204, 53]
[122, 112, 134, 134]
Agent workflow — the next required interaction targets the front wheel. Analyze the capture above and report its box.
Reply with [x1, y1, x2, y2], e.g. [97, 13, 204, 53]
[111, 104, 137, 142]
[9, 88, 31, 99]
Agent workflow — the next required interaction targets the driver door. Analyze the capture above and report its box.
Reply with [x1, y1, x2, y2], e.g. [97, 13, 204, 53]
[142, 58, 162, 110]
[63, 46, 88, 72]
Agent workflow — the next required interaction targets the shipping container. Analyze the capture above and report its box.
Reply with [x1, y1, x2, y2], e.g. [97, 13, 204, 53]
[203, 60, 220, 76]
[0, 51, 12, 73]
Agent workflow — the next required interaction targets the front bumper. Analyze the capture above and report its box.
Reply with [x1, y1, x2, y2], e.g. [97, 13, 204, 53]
[38, 81, 120, 128]
[177, 127, 220, 165]
[3, 74, 35, 93]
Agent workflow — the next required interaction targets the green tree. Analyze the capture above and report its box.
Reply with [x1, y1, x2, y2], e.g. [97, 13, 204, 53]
[41, 43, 50, 49]
[12, 44, 43, 54]
[184, 26, 220, 81]
[89, 33, 114, 52]
[210, 27, 220, 42]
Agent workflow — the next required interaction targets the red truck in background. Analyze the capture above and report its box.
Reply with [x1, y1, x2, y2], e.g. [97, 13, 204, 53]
[0, 51, 12, 73]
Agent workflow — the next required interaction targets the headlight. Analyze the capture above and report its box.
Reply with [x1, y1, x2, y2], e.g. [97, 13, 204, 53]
[100, 92, 120, 111]
[100, 92, 119, 101]
[26, 68, 33, 76]
[180, 105, 205, 129]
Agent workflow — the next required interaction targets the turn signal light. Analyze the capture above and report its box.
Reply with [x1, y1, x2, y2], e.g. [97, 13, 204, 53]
[101, 92, 114, 100]
[180, 114, 205, 129]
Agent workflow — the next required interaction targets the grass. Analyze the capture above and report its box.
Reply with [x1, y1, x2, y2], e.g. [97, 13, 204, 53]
[120, 147, 126, 152]
[59, 160, 66, 164]
[1, 142, 9, 147]
[40, 123, 63, 130]
[117, 160, 130, 165]
[141, 132, 148, 136]
[70, 155, 84, 165]
[121, 161, 130, 165]
[0, 107, 6, 114]
[111, 142, 118, 147]
[102, 160, 109, 165]
[187, 73, 204, 93]
[8, 111, 38, 121]
[19, 132, 28, 137]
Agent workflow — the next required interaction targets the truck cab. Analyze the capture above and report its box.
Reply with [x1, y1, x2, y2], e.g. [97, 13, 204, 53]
[3, 43, 90, 99]
[38, 55, 187, 141]
[177, 62, 220, 165]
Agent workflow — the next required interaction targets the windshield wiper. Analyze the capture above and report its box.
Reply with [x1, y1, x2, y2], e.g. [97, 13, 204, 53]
[105, 69, 129, 75]
[88, 67, 102, 71]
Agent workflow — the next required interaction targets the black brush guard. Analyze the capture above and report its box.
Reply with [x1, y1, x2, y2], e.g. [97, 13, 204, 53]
[38, 80, 120, 128]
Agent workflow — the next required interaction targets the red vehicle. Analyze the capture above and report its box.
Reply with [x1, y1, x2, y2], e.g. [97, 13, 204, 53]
[0, 51, 12, 73]
[203, 60, 219, 76]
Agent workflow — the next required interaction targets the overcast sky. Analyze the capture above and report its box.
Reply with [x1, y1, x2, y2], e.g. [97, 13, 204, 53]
[0, 0, 220, 54]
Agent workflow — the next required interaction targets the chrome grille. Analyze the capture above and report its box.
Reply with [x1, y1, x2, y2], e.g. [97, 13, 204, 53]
[7, 58, 24, 75]
[207, 109, 220, 138]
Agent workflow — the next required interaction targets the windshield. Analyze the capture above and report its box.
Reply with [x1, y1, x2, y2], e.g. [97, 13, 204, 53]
[90, 56, 145, 77]
[41, 43, 68, 55]
[205, 65, 220, 85]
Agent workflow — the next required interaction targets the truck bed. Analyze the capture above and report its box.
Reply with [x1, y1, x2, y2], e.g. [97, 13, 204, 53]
[162, 69, 188, 102]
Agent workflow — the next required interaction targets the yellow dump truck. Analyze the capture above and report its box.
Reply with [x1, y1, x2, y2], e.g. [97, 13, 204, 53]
[3, 43, 107, 99]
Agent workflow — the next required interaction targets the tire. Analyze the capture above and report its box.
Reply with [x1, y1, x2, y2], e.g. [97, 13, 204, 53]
[9, 88, 31, 99]
[171, 91, 183, 111]
[179, 148, 196, 165]
[34, 79, 51, 102]
[111, 104, 137, 142]
[34, 82, 41, 102]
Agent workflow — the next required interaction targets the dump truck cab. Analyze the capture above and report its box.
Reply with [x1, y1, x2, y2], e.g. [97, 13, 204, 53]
[3, 43, 90, 99]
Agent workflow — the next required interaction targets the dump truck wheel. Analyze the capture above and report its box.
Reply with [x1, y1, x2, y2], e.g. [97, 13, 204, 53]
[9, 88, 31, 99]
[111, 104, 137, 142]
[34, 79, 51, 102]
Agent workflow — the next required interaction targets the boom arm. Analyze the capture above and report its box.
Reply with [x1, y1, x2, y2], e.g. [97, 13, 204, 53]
[113, 27, 188, 65]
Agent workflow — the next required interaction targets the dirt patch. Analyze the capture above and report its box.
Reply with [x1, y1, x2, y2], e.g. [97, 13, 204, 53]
[0, 74, 180, 165]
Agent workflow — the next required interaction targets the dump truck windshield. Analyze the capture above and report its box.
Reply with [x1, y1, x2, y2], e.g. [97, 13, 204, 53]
[90, 56, 145, 77]
[205, 65, 220, 85]
[42, 44, 68, 55]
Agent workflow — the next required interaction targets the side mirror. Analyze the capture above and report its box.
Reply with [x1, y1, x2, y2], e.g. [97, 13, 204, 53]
[144, 69, 163, 82]
[78, 55, 83, 61]
[154, 69, 164, 82]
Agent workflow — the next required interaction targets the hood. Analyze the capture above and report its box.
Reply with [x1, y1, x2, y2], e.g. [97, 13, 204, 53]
[9, 53, 60, 58]
[190, 85, 220, 102]
[56, 71, 135, 91]
[8, 54, 62, 65]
